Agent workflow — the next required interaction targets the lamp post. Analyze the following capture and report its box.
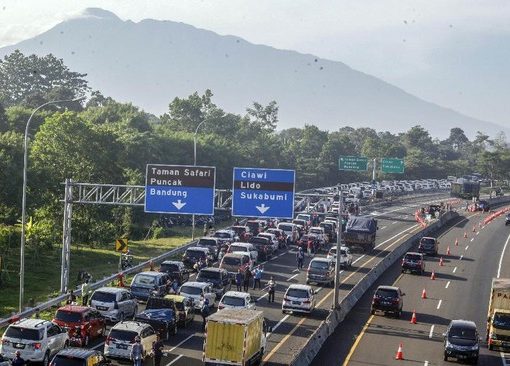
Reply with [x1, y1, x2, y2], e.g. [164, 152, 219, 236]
[19, 97, 84, 312]
[191, 120, 207, 240]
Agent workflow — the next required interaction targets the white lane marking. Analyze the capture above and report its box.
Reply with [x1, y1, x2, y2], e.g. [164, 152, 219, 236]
[374, 225, 419, 250]
[497, 233, 510, 279]
[424, 361, 429, 366]
[287, 273, 299, 282]
[92, 341, 105, 350]
[315, 287, 323, 294]
[453, 267, 457, 273]
[465, 245, 469, 250]
[292, 268, 300, 273]
[380, 226, 387, 230]
[445, 281, 450, 289]
[278, 252, 286, 257]
[165, 354, 183, 365]
[437, 299, 442, 309]
[429, 325, 435, 338]
[460, 255, 464, 260]
[392, 221, 398, 225]
[476, 232, 479, 236]
[267, 314, 290, 338]
[167, 334, 195, 353]
[257, 293, 268, 301]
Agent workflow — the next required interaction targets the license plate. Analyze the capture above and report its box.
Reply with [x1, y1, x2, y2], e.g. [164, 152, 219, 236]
[458, 354, 467, 359]
[292, 301, 301, 305]
[117, 344, 128, 349]
[97, 306, 108, 311]
[358, 234, 365, 240]
[15, 343, 25, 349]
[382, 301, 390, 305]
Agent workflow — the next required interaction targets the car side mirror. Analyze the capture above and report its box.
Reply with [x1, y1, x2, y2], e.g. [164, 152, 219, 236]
[442, 332, 447, 337]
[401, 292, 405, 296]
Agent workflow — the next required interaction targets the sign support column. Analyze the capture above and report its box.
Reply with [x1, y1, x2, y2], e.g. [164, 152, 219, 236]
[333, 190, 343, 309]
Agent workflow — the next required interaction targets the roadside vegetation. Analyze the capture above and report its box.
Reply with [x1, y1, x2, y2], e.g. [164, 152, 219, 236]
[1, 50, 510, 314]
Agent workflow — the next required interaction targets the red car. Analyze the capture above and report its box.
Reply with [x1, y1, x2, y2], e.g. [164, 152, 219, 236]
[53, 305, 106, 347]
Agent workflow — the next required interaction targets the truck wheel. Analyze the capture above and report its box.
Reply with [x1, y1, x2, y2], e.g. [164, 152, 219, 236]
[444, 353, 448, 361]
[488, 344, 493, 350]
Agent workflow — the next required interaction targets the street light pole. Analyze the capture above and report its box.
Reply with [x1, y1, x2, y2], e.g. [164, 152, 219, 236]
[19, 97, 84, 312]
[192, 121, 207, 240]
[333, 189, 343, 309]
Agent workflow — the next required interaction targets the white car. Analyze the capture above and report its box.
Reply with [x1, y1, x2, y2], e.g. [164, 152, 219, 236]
[104, 321, 157, 361]
[257, 233, 279, 252]
[277, 222, 299, 243]
[0, 319, 69, 364]
[213, 229, 239, 245]
[309, 226, 327, 244]
[282, 284, 316, 314]
[327, 246, 353, 268]
[89, 287, 138, 322]
[218, 291, 256, 310]
[228, 242, 259, 263]
[179, 281, 216, 310]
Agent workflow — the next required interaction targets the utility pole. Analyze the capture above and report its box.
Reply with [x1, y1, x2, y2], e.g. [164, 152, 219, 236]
[333, 189, 343, 309]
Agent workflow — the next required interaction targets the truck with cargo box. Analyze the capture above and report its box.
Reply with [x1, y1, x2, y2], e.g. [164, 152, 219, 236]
[342, 216, 377, 252]
[487, 278, 510, 351]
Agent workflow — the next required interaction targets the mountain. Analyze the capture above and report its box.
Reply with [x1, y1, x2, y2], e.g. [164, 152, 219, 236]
[0, 8, 506, 139]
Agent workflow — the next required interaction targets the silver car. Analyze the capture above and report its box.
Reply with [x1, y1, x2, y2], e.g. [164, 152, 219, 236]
[90, 287, 138, 322]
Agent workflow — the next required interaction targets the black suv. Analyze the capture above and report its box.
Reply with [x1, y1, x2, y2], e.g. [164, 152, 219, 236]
[249, 236, 274, 261]
[443, 319, 480, 363]
[371, 285, 404, 318]
[159, 260, 189, 285]
[418, 237, 439, 256]
[505, 213, 510, 226]
[196, 267, 231, 299]
[401, 252, 425, 275]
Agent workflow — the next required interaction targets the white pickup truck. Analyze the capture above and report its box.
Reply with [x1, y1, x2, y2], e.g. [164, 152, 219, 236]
[327, 246, 353, 268]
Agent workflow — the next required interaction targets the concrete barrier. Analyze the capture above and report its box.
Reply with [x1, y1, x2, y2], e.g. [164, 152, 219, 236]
[291, 211, 458, 366]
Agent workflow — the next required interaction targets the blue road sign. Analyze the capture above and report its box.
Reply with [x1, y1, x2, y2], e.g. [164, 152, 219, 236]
[145, 164, 216, 215]
[232, 167, 295, 219]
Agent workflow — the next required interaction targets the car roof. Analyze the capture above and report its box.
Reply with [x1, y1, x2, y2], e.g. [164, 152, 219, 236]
[223, 252, 246, 259]
[421, 237, 437, 240]
[134, 271, 165, 278]
[287, 284, 313, 291]
[230, 242, 252, 247]
[161, 260, 183, 265]
[164, 294, 187, 302]
[9, 318, 51, 329]
[405, 252, 423, 256]
[199, 267, 225, 273]
[56, 305, 91, 313]
[449, 319, 477, 329]
[111, 321, 150, 332]
[95, 286, 127, 294]
[54, 347, 100, 358]
[222, 291, 250, 298]
[376, 285, 400, 292]
[181, 281, 208, 288]
[187, 246, 209, 251]
[310, 257, 332, 263]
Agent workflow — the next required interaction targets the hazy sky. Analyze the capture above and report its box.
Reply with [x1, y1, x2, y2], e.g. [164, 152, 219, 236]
[0, 0, 508, 125]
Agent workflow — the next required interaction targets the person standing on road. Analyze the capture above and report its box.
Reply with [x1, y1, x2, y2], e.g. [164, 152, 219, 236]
[296, 248, 304, 270]
[81, 279, 91, 306]
[243, 268, 252, 292]
[130, 336, 144, 366]
[267, 276, 276, 303]
[253, 266, 263, 289]
[235, 269, 244, 292]
[200, 298, 210, 331]
[307, 239, 313, 257]
[11, 351, 26, 366]
[152, 333, 164, 366]
[66, 290, 77, 305]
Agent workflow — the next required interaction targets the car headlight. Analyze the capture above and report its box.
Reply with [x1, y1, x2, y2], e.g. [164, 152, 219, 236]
[445, 340, 455, 349]
[469, 344, 479, 351]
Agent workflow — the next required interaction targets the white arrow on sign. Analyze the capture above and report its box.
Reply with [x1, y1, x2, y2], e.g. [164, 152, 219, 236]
[172, 200, 187, 210]
[256, 204, 270, 214]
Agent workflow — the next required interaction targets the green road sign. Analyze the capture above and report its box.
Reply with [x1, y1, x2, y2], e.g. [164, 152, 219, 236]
[338, 156, 368, 171]
[381, 158, 405, 173]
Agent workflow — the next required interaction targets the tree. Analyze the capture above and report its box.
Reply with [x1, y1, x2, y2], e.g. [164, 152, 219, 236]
[0, 50, 89, 107]
[446, 127, 469, 151]
[246, 101, 279, 132]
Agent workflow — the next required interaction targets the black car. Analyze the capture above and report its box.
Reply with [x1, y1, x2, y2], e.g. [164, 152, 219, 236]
[159, 260, 190, 285]
[231, 225, 253, 242]
[478, 200, 490, 212]
[401, 252, 425, 275]
[370, 285, 404, 318]
[249, 236, 274, 260]
[135, 308, 177, 340]
[418, 236, 439, 256]
[50, 348, 111, 366]
[197, 237, 221, 261]
[443, 319, 480, 363]
[505, 213, 510, 226]
[196, 267, 231, 299]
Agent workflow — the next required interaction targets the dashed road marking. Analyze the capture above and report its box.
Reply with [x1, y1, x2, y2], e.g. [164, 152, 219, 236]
[470, 238, 474, 242]
[460, 255, 464, 260]
[165, 354, 183, 365]
[286, 273, 298, 282]
[437, 299, 442, 309]
[380, 226, 387, 230]
[267, 314, 290, 337]
[453, 267, 457, 273]
[167, 334, 195, 353]
[429, 325, 435, 338]
[445, 281, 450, 289]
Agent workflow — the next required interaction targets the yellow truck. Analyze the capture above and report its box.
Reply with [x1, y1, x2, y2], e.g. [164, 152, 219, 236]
[487, 278, 510, 350]
[203, 309, 270, 366]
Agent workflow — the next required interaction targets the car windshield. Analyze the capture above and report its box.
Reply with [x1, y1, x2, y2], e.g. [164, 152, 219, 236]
[222, 296, 246, 306]
[232, 227, 246, 235]
[90, 291, 116, 303]
[160, 263, 179, 273]
[55, 310, 83, 323]
[222, 257, 241, 266]
[449, 326, 477, 340]
[197, 271, 220, 280]
[340, 249, 347, 255]
[180, 286, 202, 295]
[405, 254, 422, 261]
[376, 289, 398, 298]
[286, 289, 309, 298]
[230, 245, 247, 252]
[186, 250, 206, 258]
[493, 313, 510, 329]
[310, 261, 329, 270]
[133, 274, 156, 286]
[5, 326, 43, 340]
[421, 238, 436, 247]
[310, 229, 321, 234]
[214, 232, 231, 239]
[109, 329, 138, 342]
[279, 224, 293, 231]
[198, 239, 217, 247]
[329, 248, 337, 255]
[51, 356, 86, 366]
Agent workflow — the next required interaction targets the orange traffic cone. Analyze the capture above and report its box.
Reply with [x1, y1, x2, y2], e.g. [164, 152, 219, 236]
[421, 288, 427, 299]
[410, 310, 417, 324]
[431, 271, 436, 280]
[446, 246, 451, 255]
[464, 231, 468, 238]
[395, 343, 404, 360]
[439, 257, 444, 266]
[455, 238, 459, 246]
